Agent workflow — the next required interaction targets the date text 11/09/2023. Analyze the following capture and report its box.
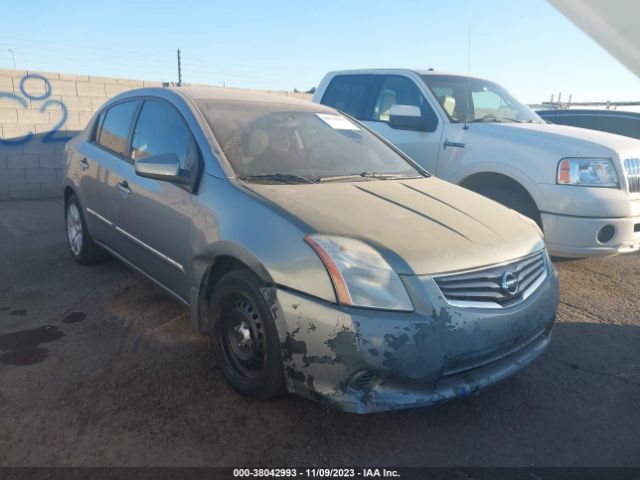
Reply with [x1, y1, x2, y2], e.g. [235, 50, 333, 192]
[233, 468, 400, 478]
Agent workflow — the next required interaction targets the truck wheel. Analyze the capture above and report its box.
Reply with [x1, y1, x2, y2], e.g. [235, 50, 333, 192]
[479, 186, 542, 228]
[65, 194, 105, 265]
[209, 269, 286, 400]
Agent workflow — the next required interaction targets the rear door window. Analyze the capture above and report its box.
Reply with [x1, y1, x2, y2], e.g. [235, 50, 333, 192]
[130, 99, 199, 172]
[96, 100, 138, 156]
[320, 74, 373, 118]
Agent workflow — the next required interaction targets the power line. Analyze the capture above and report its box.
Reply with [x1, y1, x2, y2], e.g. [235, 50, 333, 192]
[0, 34, 176, 61]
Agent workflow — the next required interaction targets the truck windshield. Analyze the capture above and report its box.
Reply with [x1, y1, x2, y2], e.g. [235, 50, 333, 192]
[421, 75, 543, 124]
[197, 101, 423, 183]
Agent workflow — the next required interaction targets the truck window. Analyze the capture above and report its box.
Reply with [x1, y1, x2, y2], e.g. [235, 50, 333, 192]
[371, 75, 438, 132]
[321, 75, 372, 118]
[422, 74, 542, 123]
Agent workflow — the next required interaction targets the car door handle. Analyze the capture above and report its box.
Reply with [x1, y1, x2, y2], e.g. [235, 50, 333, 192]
[117, 181, 131, 197]
[79, 158, 89, 171]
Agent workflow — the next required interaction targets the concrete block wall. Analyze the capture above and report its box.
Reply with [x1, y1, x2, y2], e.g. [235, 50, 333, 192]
[0, 68, 162, 199]
[0, 68, 311, 200]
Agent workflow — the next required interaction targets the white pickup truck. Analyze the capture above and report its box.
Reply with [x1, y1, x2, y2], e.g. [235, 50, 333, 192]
[313, 69, 640, 257]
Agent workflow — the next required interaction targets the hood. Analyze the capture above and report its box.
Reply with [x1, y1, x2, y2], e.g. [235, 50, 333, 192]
[471, 122, 640, 158]
[246, 177, 544, 275]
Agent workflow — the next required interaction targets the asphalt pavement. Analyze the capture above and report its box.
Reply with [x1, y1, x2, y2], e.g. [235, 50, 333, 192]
[0, 199, 638, 466]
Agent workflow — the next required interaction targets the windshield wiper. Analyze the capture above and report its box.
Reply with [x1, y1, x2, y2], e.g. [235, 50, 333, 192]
[319, 172, 422, 183]
[238, 173, 318, 184]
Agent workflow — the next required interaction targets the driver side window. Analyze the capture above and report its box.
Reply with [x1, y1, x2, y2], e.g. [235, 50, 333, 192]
[371, 76, 438, 131]
[130, 99, 200, 172]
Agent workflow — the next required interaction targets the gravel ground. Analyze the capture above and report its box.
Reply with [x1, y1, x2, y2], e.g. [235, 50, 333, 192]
[0, 199, 638, 466]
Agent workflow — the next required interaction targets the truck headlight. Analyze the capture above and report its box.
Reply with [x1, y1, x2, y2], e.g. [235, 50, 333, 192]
[557, 158, 619, 187]
[305, 234, 413, 311]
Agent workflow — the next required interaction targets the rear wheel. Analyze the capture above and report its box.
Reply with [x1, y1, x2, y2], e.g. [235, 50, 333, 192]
[65, 194, 104, 264]
[209, 270, 286, 399]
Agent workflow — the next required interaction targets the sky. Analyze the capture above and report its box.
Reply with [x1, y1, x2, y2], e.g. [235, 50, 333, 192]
[1, 0, 639, 104]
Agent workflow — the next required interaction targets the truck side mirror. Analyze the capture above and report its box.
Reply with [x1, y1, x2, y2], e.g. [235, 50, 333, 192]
[388, 104, 432, 131]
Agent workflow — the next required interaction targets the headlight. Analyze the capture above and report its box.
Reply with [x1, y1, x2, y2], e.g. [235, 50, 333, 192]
[305, 235, 413, 311]
[557, 158, 619, 187]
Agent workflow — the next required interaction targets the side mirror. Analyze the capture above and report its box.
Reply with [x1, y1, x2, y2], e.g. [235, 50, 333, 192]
[388, 104, 429, 131]
[134, 153, 190, 184]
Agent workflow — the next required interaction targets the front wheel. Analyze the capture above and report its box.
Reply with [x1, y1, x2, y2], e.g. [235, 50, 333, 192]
[209, 270, 286, 399]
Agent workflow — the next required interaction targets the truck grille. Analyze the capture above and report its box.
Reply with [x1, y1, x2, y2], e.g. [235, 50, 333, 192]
[625, 158, 640, 193]
[433, 250, 547, 308]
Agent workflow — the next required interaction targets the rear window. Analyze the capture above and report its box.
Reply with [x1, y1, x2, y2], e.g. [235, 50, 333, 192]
[96, 100, 138, 156]
[320, 74, 372, 118]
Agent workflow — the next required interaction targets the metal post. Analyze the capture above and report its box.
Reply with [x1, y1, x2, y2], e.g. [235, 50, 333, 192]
[177, 49, 182, 86]
[8, 49, 15, 70]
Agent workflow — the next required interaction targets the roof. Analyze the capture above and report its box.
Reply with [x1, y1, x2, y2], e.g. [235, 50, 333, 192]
[168, 86, 320, 108]
[323, 68, 487, 81]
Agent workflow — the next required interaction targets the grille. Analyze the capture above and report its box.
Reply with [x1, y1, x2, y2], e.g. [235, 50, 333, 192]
[433, 251, 547, 308]
[625, 158, 640, 193]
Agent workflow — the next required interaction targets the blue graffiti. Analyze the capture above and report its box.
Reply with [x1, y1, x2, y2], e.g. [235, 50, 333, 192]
[0, 73, 74, 146]
[20, 73, 52, 100]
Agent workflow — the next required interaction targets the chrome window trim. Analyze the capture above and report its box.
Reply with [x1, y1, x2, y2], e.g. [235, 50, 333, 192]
[430, 249, 548, 310]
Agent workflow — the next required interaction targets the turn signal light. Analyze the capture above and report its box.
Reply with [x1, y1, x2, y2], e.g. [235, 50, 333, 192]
[558, 159, 571, 184]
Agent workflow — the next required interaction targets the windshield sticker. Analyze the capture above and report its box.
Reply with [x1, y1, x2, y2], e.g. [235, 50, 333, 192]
[316, 113, 360, 131]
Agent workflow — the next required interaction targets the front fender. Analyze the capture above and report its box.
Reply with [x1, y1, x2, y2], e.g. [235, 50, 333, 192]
[189, 176, 337, 333]
[448, 162, 548, 212]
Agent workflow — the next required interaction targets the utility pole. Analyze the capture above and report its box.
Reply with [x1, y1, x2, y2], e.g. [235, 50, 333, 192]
[8, 49, 15, 70]
[177, 49, 182, 86]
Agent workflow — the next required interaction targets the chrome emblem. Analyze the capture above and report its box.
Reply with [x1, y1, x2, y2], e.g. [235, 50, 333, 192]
[501, 271, 519, 296]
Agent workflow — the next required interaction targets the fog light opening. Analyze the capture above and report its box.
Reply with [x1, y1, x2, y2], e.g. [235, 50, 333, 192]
[349, 370, 378, 390]
[597, 224, 616, 244]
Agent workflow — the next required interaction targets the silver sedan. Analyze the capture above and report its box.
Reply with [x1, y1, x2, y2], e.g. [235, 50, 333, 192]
[63, 87, 558, 413]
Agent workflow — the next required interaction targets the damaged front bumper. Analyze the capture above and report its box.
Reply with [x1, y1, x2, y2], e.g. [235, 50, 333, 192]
[270, 265, 559, 414]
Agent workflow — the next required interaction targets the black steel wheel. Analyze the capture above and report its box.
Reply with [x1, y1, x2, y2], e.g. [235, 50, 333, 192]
[209, 269, 285, 399]
[219, 294, 266, 382]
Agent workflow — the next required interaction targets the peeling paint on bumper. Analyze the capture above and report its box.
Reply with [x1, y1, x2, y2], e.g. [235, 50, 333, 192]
[271, 264, 559, 414]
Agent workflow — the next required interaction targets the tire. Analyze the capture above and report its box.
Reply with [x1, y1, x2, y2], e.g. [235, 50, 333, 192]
[209, 269, 286, 399]
[65, 194, 104, 265]
[478, 186, 542, 228]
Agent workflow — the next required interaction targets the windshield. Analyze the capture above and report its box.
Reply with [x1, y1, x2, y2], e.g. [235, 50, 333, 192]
[421, 75, 543, 124]
[197, 101, 422, 183]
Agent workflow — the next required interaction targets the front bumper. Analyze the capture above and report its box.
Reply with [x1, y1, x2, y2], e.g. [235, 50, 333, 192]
[269, 264, 559, 414]
[542, 212, 640, 257]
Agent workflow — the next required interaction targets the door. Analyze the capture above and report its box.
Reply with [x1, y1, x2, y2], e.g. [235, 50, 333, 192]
[361, 75, 442, 173]
[78, 100, 139, 247]
[114, 99, 201, 300]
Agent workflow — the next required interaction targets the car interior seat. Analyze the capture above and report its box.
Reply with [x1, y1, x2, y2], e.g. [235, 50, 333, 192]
[238, 128, 269, 173]
[439, 95, 456, 118]
[378, 90, 397, 121]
